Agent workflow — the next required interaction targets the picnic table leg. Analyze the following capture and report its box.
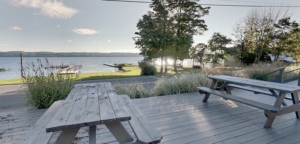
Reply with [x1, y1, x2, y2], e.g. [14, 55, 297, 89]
[89, 126, 96, 144]
[264, 92, 286, 128]
[202, 79, 217, 102]
[55, 128, 80, 144]
[291, 92, 300, 119]
[105, 121, 133, 143]
[269, 89, 287, 106]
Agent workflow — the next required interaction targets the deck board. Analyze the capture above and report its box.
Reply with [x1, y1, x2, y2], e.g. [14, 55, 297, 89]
[2, 88, 300, 144]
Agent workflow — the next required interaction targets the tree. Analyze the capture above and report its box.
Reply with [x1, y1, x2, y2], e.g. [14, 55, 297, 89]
[233, 8, 291, 63]
[167, 0, 210, 71]
[192, 43, 207, 68]
[271, 17, 300, 61]
[134, 0, 175, 73]
[207, 32, 232, 66]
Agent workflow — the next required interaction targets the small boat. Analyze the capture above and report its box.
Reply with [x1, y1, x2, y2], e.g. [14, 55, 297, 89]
[0, 68, 10, 72]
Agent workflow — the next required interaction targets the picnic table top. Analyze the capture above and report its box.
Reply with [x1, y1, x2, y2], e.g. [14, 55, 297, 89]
[46, 82, 131, 132]
[208, 75, 300, 93]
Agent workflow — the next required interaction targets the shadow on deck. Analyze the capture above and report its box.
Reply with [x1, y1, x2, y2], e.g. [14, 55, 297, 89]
[1, 90, 300, 144]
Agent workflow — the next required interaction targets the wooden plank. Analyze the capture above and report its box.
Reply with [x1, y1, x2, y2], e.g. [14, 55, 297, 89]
[97, 83, 117, 122]
[208, 75, 300, 92]
[105, 83, 131, 121]
[227, 84, 274, 96]
[64, 86, 89, 129]
[120, 95, 162, 144]
[117, 96, 154, 143]
[18, 100, 64, 144]
[55, 128, 80, 144]
[83, 83, 101, 126]
[105, 121, 134, 143]
[197, 87, 282, 112]
[64, 87, 81, 101]
[215, 115, 299, 144]
[45, 90, 81, 132]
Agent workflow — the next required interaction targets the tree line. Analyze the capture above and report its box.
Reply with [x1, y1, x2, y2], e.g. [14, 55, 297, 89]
[134, 0, 300, 73]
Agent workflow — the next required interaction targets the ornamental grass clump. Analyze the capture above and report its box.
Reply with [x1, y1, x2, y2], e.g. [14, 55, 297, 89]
[114, 72, 212, 98]
[113, 82, 152, 99]
[22, 59, 79, 109]
[153, 73, 211, 96]
[245, 62, 286, 81]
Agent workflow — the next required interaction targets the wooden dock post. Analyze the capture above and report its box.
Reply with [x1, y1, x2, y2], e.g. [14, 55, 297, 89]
[20, 53, 24, 78]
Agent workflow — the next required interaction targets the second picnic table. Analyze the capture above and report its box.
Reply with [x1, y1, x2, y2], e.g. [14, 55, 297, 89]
[198, 75, 300, 128]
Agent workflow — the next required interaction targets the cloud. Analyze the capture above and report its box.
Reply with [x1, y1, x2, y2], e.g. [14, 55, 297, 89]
[73, 29, 98, 35]
[108, 40, 111, 42]
[56, 25, 60, 28]
[11, 0, 78, 19]
[67, 40, 72, 42]
[0, 43, 9, 46]
[10, 26, 22, 31]
[91, 41, 96, 43]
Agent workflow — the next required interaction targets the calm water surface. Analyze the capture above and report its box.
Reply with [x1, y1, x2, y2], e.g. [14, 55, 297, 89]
[0, 57, 143, 80]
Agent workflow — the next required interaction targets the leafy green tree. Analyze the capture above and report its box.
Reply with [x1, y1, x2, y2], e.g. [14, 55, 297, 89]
[207, 32, 232, 66]
[167, 0, 209, 71]
[134, 0, 175, 73]
[193, 43, 207, 68]
[271, 17, 300, 61]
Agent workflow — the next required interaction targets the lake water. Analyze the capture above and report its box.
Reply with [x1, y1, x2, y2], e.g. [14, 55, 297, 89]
[0, 57, 144, 80]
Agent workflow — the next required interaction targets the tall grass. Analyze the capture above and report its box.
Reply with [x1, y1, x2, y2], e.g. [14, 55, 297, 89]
[114, 72, 211, 99]
[22, 59, 79, 109]
[153, 73, 211, 96]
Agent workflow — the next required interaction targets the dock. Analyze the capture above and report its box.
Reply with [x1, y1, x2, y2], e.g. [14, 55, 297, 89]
[45, 65, 69, 69]
[57, 65, 82, 74]
[103, 63, 117, 67]
[0, 68, 10, 72]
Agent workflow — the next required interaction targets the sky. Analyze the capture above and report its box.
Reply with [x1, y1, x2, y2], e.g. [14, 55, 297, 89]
[0, 0, 300, 53]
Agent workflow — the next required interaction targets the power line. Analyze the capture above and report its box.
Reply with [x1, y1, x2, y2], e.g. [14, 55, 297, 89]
[102, 0, 300, 8]
[216, 0, 284, 5]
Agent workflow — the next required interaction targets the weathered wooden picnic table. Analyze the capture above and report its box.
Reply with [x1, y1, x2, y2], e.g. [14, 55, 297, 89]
[45, 82, 132, 144]
[19, 82, 162, 144]
[198, 75, 300, 128]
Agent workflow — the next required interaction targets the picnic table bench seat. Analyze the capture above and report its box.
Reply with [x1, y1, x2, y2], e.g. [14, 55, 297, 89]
[18, 100, 64, 144]
[119, 95, 163, 144]
[198, 87, 282, 112]
[227, 84, 295, 101]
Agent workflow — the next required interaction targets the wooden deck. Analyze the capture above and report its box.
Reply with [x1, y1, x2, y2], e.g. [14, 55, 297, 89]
[2, 88, 300, 144]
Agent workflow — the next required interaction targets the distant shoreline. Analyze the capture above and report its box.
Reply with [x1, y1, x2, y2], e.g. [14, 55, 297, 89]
[0, 52, 142, 57]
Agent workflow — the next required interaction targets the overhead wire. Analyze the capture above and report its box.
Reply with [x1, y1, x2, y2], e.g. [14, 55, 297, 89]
[102, 0, 300, 8]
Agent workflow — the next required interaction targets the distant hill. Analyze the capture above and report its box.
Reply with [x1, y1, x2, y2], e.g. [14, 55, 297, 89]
[0, 51, 142, 57]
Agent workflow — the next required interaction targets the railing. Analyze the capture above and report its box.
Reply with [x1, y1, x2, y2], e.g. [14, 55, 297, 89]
[254, 66, 300, 86]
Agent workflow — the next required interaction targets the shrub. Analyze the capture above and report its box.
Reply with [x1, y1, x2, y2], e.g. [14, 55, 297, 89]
[113, 82, 152, 99]
[138, 61, 148, 68]
[114, 72, 210, 98]
[22, 59, 79, 109]
[140, 64, 157, 76]
[153, 73, 211, 96]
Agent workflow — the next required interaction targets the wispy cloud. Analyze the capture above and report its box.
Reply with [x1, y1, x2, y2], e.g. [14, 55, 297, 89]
[10, 26, 22, 31]
[11, 0, 78, 19]
[73, 29, 98, 35]
[67, 40, 72, 42]
[0, 43, 9, 46]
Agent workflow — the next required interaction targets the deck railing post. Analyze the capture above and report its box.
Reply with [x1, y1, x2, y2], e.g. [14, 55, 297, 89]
[298, 72, 300, 86]
[277, 68, 285, 83]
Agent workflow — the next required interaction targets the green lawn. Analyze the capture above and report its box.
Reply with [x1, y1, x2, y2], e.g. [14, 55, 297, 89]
[0, 66, 204, 85]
